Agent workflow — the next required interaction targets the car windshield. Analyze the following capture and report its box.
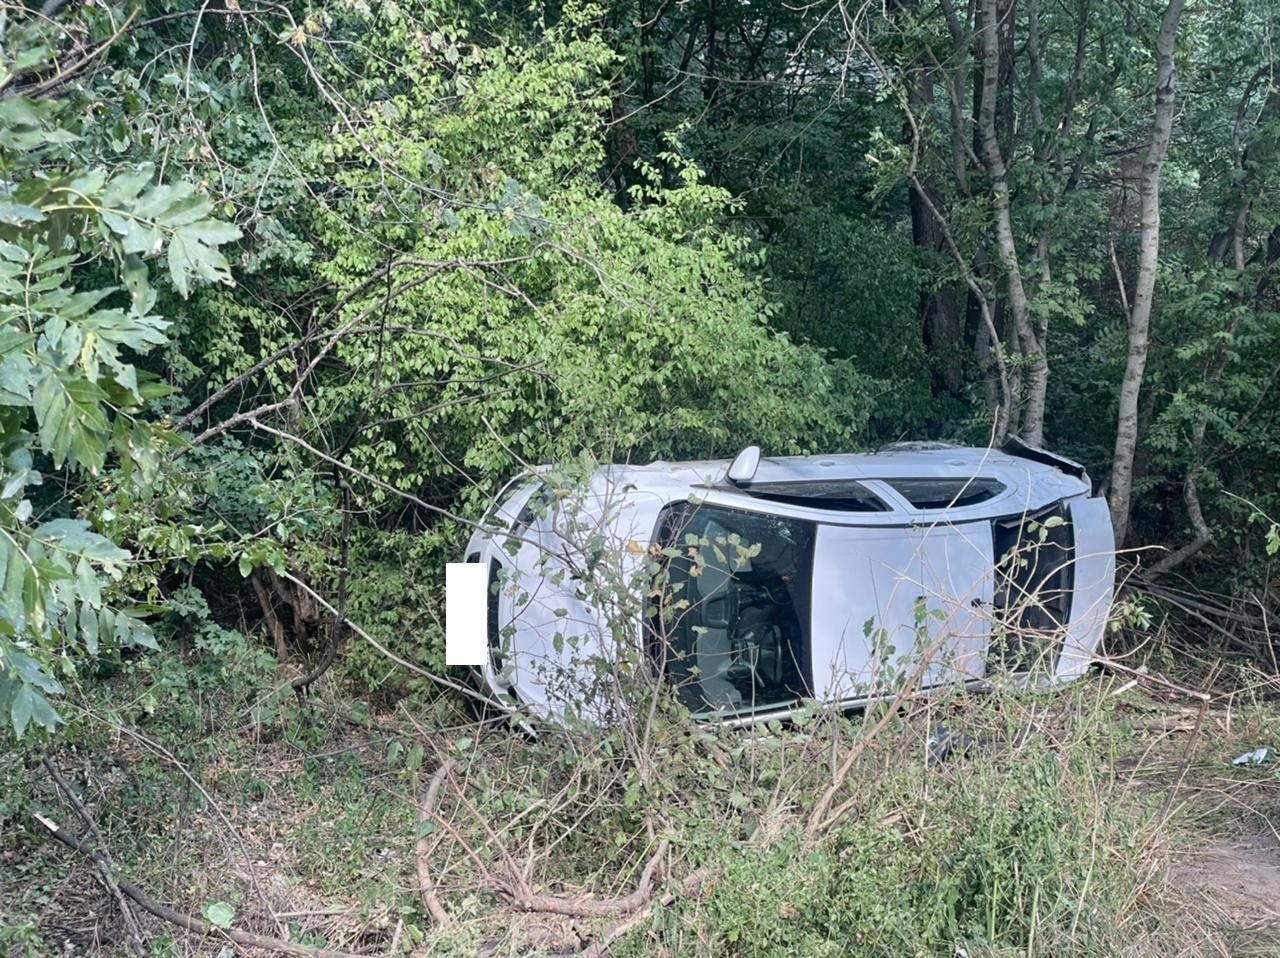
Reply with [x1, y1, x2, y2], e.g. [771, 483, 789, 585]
[648, 503, 815, 715]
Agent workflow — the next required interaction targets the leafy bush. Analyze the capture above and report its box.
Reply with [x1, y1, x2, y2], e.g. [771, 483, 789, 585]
[337, 528, 452, 705]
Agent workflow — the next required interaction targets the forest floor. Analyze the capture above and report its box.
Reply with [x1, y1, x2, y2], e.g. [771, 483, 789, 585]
[1110, 687, 1280, 956]
[1163, 749, 1280, 955]
[4, 657, 1280, 958]
[1174, 831, 1280, 953]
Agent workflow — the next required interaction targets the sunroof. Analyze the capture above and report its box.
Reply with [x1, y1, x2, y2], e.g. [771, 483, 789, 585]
[735, 480, 889, 512]
[885, 477, 1005, 509]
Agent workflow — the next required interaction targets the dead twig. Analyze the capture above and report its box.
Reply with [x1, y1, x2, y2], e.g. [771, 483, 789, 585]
[42, 756, 148, 956]
[416, 760, 457, 928]
[77, 706, 289, 938]
[545, 867, 712, 957]
[502, 839, 670, 919]
[806, 630, 949, 835]
[1159, 664, 1220, 823]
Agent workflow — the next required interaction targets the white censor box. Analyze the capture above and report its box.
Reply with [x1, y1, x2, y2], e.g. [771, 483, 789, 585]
[444, 562, 487, 666]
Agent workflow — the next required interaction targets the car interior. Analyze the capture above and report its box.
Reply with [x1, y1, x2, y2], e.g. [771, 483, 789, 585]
[651, 505, 813, 714]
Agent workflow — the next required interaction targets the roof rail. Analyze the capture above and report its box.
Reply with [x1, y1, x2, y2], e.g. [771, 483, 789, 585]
[875, 440, 956, 453]
[1001, 436, 1088, 482]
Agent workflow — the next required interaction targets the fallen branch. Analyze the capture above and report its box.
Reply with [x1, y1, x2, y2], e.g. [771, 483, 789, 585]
[1146, 468, 1213, 577]
[806, 634, 945, 835]
[590, 866, 709, 956]
[502, 839, 670, 919]
[35, 814, 365, 958]
[76, 705, 289, 937]
[1092, 654, 1212, 704]
[544, 866, 712, 958]
[416, 760, 457, 928]
[1158, 674, 1215, 824]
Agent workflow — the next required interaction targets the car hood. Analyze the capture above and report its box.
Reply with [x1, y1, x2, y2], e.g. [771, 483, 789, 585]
[485, 483, 668, 720]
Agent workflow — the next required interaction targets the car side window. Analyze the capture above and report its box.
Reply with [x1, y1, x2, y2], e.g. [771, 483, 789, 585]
[649, 503, 815, 715]
[884, 477, 1005, 509]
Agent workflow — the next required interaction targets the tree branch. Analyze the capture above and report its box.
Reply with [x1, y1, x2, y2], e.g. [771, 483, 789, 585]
[416, 760, 457, 928]
[1146, 469, 1212, 577]
[42, 757, 147, 956]
[502, 839, 670, 919]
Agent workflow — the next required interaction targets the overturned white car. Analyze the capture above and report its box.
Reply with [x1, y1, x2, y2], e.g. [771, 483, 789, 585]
[463, 440, 1115, 725]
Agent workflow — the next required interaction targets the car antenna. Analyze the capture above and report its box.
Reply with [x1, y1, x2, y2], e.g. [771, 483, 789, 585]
[726, 445, 761, 485]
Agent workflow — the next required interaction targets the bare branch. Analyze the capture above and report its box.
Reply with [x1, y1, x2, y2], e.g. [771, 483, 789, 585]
[502, 839, 670, 919]
[416, 760, 458, 928]
[42, 757, 147, 956]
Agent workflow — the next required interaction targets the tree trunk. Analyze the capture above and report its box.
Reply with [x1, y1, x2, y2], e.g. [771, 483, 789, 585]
[905, 69, 966, 397]
[250, 568, 288, 664]
[1108, 0, 1187, 548]
[703, 0, 720, 107]
[977, 0, 1046, 444]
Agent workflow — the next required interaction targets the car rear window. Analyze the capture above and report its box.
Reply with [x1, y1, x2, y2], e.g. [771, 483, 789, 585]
[734, 480, 888, 512]
[885, 477, 1005, 509]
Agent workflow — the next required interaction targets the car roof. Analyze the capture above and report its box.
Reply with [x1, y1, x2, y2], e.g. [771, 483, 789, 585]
[644, 444, 1072, 482]
[602, 443, 1093, 524]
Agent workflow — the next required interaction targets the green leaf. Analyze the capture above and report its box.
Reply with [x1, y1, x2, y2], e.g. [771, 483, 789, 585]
[101, 165, 155, 207]
[118, 614, 158, 651]
[81, 602, 99, 651]
[101, 210, 163, 256]
[167, 221, 240, 298]
[0, 203, 44, 225]
[75, 558, 102, 609]
[35, 519, 128, 564]
[203, 902, 235, 930]
[7, 650, 63, 694]
[31, 373, 109, 471]
[22, 566, 42, 631]
[10, 684, 59, 738]
[0, 356, 35, 406]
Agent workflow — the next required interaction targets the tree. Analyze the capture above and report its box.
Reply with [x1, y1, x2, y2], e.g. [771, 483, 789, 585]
[1107, 0, 1187, 548]
[0, 5, 239, 737]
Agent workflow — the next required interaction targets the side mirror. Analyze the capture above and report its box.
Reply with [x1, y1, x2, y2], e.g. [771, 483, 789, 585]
[727, 445, 761, 485]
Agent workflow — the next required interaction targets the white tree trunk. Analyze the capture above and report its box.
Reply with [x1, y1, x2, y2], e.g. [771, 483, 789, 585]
[1108, 0, 1187, 548]
[978, 0, 1047, 446]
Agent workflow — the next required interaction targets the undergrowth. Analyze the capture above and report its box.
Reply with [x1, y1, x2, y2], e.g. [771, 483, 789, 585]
[0, 630, 1250, 957]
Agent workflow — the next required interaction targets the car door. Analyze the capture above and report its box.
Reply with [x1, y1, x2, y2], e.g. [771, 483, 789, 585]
[809, 522, 994, 702]
[915, 521, 995, 686]
[810, 526, 923, 702]
[1056, 496, 1115, 680]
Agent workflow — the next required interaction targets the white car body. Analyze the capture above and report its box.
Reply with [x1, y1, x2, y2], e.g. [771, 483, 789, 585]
[463, 440, 1116, 726]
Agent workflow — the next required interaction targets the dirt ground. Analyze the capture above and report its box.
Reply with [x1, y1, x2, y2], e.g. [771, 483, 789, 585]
[1171, 828, 1280, 956]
